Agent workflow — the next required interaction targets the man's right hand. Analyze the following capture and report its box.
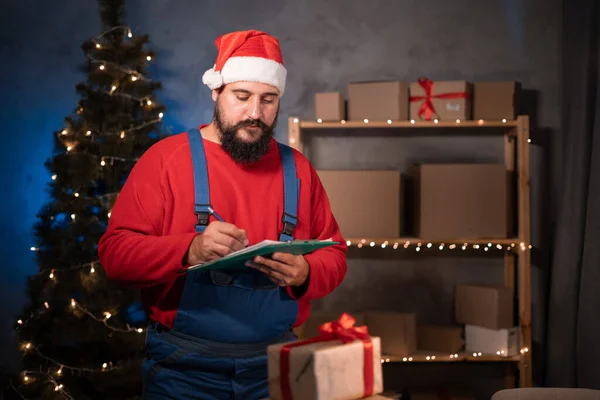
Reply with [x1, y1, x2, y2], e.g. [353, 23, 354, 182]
[184, 221, 248, 266]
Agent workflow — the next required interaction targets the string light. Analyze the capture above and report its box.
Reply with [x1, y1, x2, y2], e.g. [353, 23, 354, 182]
[344, 239, 530, 252]
[17, 295, 146, 335]
[13, 371, 75, 400]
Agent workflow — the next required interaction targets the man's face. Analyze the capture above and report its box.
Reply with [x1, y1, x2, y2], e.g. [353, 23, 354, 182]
[212, 81, 280, 164]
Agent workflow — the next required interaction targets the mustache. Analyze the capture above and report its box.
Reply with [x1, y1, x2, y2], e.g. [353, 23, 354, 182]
[234, 119, 270, 131]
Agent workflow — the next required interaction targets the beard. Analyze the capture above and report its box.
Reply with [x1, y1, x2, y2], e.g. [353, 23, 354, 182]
[213, 102, 278, 165]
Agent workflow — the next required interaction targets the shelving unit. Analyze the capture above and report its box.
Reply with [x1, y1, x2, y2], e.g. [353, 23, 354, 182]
[287, 115, 532, 388]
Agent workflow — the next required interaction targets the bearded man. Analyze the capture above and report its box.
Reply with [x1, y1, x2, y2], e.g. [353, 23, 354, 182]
[98, 30, 348, 399]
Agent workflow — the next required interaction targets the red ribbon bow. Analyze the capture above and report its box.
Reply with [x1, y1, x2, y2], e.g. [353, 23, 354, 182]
[409, 77, 469, 120]
[279, 313, 374, 399]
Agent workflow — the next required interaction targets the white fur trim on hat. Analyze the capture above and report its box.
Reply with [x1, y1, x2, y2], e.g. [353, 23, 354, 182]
[203, 56, 287, 95]
[202, 65, 224, 90]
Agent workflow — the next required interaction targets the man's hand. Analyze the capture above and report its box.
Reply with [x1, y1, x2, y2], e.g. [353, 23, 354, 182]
[246, 253, 309, 287]
[184, 221, 248, 266]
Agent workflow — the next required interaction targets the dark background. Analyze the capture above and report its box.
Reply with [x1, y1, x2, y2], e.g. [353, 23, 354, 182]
[1, 0, 575, 396]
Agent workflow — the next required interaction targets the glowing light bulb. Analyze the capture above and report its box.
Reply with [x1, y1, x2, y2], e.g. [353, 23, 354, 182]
[74, 192, 79, 197]
[61, 130, 67, 135]
[96, 43, 101, 48]
[146, 56, 152, 61]
[101, 160, 106, 166]
[147, 100, 152, 106]
[131, 76, 137, 81]
[86, 130, 91, 136]
[159, 112, 164, 118]
[52, 174, 57, 180]
[99, 65, 105, 70]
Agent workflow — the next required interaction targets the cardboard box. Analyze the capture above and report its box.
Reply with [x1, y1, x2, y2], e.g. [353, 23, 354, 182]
[465, 324, 519, 356]
[298, 311, 366, 340]
[315, 92, 345, 121]
[317, 170, 404, 239]
[410, 163, 513, 240]
[417, 325, 464, 353]
[473, 81, 521, 120]
[348, 81, 409, 121]
[455, 284, 514, 330]
[410, 80, 472, 121]
[267, 336, 384, 399]
[363, 311, 417, 356]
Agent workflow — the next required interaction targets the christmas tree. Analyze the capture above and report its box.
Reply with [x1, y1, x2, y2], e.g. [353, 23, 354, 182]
[9, 0, 166, 398]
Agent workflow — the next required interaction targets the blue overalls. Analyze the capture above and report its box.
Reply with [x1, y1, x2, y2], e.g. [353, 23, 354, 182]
[141, 129, 300, 399]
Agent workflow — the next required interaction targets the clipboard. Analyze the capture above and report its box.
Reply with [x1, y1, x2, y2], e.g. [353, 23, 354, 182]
[185, 239, 339, 273]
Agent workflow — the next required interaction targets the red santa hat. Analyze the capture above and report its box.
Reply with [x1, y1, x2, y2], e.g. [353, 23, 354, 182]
[202, 30, 287, 95]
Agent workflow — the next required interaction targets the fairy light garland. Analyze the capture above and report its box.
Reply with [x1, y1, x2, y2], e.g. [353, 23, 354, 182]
[346, 239, 532, 252]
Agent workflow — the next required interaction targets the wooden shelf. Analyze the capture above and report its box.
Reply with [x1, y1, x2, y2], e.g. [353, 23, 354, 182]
[288, 114, 533, 387]
[296, 118, 517, 129]
[381, 351, 522, 364]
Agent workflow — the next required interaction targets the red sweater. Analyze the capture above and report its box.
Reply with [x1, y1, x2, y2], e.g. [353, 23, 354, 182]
[98, 128, 348, 331]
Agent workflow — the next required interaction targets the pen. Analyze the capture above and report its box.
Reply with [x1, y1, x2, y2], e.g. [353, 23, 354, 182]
[207, 206, 224, 222]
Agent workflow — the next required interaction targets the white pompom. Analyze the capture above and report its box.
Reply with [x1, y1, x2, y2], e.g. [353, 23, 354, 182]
[202, 67, 223, 89]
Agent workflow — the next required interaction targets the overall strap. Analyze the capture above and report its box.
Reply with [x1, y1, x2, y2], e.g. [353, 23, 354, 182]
[277, 143, 299, 242]
[186, 129, 211, 233]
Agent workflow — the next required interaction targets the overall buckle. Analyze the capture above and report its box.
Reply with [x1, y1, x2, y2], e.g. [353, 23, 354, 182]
[195, 204, 212, 228]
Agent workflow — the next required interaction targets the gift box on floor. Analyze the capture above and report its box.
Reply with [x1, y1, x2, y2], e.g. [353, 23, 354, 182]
[409, 77, 472, 121]
[268, 313, 384, 400]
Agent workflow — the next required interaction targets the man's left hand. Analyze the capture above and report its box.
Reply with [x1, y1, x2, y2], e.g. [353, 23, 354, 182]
[246, 253, 309, 287]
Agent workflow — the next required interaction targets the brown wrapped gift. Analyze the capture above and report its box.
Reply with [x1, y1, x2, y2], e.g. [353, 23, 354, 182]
[409, 77, 472, 121]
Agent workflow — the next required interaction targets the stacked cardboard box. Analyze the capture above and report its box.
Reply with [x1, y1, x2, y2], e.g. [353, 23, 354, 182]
[316, 170, 405, 239]
[455, 284, 519, 357]
[313, 79, 521, 123]
[410, 163, 513, 240]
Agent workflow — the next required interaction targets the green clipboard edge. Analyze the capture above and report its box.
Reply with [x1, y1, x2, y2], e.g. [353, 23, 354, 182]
[184, 240, 340, 273]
